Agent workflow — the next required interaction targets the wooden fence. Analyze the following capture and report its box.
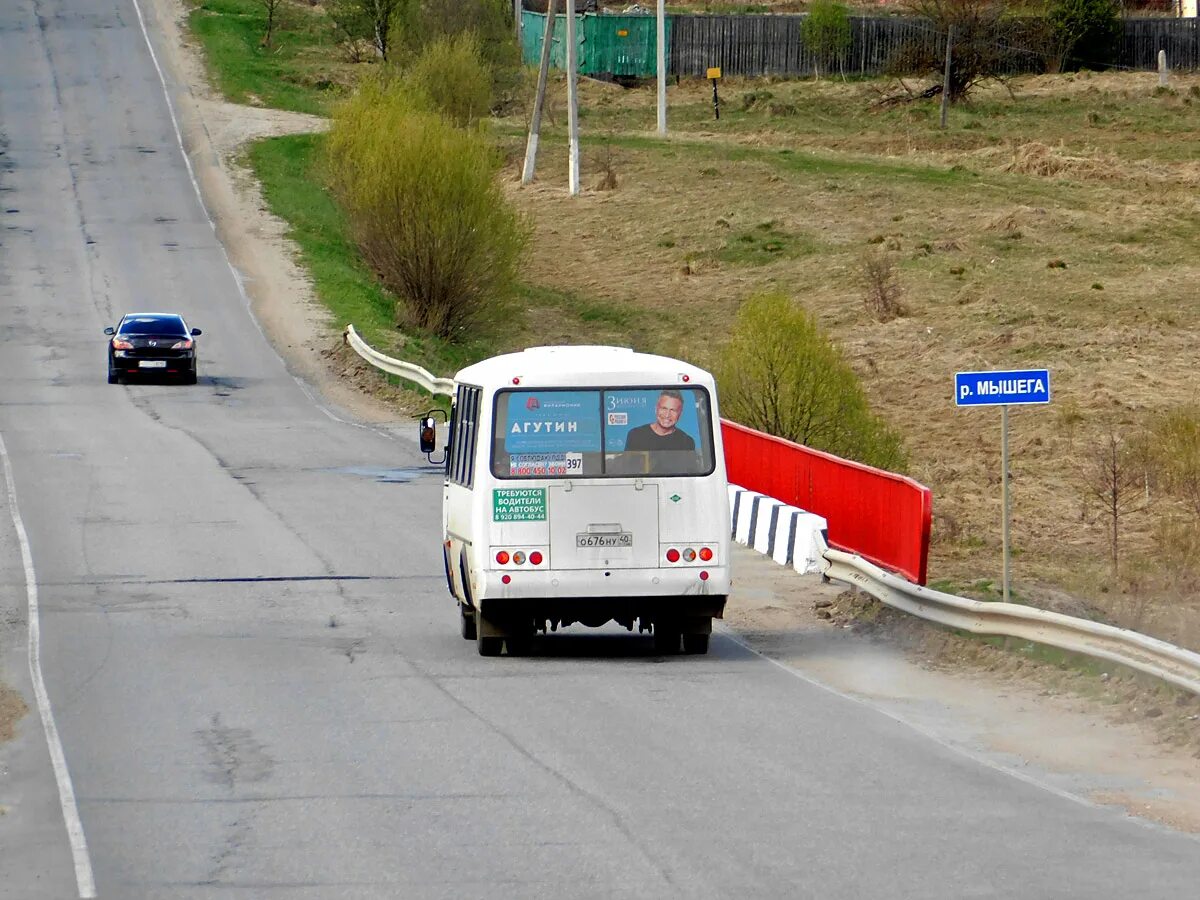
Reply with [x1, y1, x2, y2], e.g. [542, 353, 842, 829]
[667, 14, 1200, 78]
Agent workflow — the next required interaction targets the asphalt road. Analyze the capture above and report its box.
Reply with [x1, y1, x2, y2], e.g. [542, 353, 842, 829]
[1, 1, 1199, 898]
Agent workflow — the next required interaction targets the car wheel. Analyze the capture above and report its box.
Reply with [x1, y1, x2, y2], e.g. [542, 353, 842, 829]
[182, 370, 197, 385]
[107, 367, 119, 385]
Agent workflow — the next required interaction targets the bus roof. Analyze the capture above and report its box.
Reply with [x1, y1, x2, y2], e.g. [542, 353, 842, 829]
[455, 346, 716, 389]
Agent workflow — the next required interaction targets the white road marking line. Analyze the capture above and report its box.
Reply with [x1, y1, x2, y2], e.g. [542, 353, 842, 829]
[0, 432, 96, 898]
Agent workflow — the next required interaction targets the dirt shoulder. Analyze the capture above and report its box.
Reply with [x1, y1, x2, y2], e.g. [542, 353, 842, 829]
[152, 0, 1200, 836]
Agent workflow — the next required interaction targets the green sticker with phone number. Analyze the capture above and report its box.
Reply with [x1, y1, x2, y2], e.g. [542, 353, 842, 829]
[493, 488, 546, 522]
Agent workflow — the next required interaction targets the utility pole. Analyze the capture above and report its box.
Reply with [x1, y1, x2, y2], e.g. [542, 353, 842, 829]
[656, 0, 667, 135]
[521, 0, 558, 185]
[566, 0, 580, 196]
[514, 0, 522, 44]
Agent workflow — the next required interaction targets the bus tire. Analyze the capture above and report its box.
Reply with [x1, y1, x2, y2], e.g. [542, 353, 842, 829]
[476, 610, 503, 656]
[460, 603, 477, 640]
[653, 624, 681, 655]
[504, 617, 535, 656]
[682, 632, 710, 655]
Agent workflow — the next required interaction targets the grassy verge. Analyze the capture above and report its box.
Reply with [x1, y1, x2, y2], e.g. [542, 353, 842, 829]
[186, 0, 356, 115]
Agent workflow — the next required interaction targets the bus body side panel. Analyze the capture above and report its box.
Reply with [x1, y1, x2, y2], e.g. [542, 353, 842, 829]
[445, 482, 474, 605]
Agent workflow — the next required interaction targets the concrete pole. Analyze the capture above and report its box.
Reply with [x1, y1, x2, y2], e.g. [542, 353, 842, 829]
[566, 0, 580, 196]
[1001, 404, 1011, 603]
[514, 0, 522, 44]
[521, 1, 558, 185]
[657, 0, 667, 136]
[1158, 49, 1169, 88]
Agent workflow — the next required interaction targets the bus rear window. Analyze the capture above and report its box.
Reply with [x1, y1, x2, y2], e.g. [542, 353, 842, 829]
[492, 387, 714, 479]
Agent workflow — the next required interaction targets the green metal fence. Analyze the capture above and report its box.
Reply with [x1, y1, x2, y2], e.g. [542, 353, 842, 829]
[520, 11, 670, 78]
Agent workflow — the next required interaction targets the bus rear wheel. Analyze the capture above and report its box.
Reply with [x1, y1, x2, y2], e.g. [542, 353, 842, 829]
[653, 624, 681, 655]
[460, 604, 477, 640]
[682, 632, 710, 655]
[475, 610, 503, 656]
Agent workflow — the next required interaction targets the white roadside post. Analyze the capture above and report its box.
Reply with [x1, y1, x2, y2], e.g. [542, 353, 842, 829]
[522, 0, 559, 185]
[566, 0, 580, 196]
[954, 368, 1051, 603]
[657, 0, 667, 135]
[1159, 49, 1169, 88]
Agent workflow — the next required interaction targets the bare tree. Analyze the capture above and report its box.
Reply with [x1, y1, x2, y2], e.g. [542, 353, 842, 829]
[1081, 428, 1148, 574]
[890, 0, 1013, 102]
[259, 0, 287, 48]
[327, 0, 412, 61]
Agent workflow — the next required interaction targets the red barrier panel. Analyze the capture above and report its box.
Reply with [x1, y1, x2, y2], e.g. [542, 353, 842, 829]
[721, 420, 932, 585]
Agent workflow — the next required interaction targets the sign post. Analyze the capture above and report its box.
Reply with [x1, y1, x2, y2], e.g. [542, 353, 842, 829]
[954, 369, 1051, 603]
[707, 67, 722, 120]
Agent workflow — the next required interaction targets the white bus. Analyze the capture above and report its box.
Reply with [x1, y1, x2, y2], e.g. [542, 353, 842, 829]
[423, 346, 731, 657]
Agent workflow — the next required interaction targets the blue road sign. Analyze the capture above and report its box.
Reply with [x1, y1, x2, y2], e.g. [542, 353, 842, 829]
[955, 369, 1050, 407]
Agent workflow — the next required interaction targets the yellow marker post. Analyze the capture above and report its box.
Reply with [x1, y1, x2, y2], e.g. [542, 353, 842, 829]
[707, 67, 722, 120]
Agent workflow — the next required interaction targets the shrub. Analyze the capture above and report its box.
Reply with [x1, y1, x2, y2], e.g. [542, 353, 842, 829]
[861, 250, 905, 322]
[1049, 0, 1122, 72]
[392, 0, 522, 102]
[405, 33, 493, 127]
[801, 0, 852, 80]
[327, 77, 530, 340]
[1149, 406, 1200, 519]
[713, 292, 907, 470]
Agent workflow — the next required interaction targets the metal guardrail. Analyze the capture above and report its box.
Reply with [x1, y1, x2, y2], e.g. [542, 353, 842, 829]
[822, 542, 1200, 698]
[344, 327, 1200, 697]
[343, 325, 457, 398]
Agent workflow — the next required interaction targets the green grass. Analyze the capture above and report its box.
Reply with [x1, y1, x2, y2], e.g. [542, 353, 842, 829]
[713, 221, 819, 266]
[187, 0, 352, 116]
[246, 134, 390, 339]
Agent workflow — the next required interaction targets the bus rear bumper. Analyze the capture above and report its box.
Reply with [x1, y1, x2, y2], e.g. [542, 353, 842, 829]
[478, 566, 731, 603]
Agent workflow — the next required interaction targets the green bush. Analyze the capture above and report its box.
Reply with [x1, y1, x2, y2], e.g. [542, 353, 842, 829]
[801, 0, 852, 80]
[392, 0, 521, 101]
[326, 76, 530, 340]
[713, 292, 907, 471]
[405, 32, 493, 127]
[1049, 0, 1122, 72]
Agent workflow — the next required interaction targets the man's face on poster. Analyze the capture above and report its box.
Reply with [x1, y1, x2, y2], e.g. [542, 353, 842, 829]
[656, 395, 683, 432]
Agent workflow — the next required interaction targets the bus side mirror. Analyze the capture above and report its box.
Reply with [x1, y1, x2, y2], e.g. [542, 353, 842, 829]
[419, 417, 437, 455]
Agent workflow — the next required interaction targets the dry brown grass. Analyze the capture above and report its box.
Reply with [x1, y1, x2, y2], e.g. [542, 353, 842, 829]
[496, 71, 1200, 651]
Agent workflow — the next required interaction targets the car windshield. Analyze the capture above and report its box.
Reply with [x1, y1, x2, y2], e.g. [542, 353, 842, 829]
[119, 316, 188, 335]
[491, 387, 715, 479]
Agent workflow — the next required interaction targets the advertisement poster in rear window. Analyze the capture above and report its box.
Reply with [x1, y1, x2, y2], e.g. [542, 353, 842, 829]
[502, 390, 601, 476]
[603, 388, 703, 453]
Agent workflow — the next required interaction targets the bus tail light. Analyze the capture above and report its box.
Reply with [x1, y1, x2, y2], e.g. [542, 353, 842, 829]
[700, 571, 709, 581]
[496, 551, 510, 565]
[682, 548, 697, 562]
[666, 548, 680, 563]
[529, 551, 543, 566]
[699, 547, 713, 561]
[513, 551, 527, 565]
[502, 574, 512, 584]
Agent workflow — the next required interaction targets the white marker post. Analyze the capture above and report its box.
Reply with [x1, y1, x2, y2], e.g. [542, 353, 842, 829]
[954, 369, 1051, 603]
[656, 0, 667, 135]
[566, 0, 580, 196]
